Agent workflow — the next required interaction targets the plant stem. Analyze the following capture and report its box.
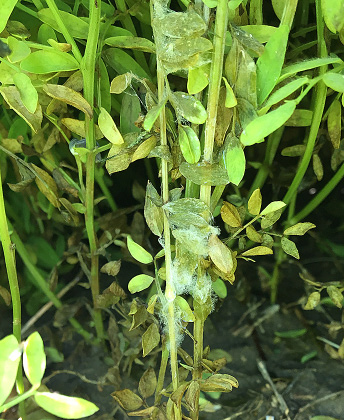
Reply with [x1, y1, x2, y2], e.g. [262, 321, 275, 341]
[45, 0, 82, 62]
[283, 0, 327, 206]
[81, 0, 104, 341]
[0, 167, 25, 412]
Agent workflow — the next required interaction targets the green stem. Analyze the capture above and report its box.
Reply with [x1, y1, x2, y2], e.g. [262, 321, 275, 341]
[154, 337, 169, 406]
[95, 168, 117, 211]
[45, 0, 82, 62]
[0, 384, 39, 412]
[283, 0, 327, 206]
[15, 3, 39, 18]
[210, 185, 225, 213]
[81, 0, 104, 341]
[280, 0, 298, 29]
[249, 0, 263, 25]
[0, 166, 25, 410]
[291, 161, 344, 225]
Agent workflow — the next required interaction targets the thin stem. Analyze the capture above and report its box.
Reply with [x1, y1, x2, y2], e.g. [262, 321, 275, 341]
[290, 161, 344, 225]
[283, 0, 327, 206]
[81, 0, 104, 341]
[45, 0, 82, 62]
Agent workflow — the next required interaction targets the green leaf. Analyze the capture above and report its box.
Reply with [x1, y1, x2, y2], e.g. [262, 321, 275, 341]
[301, 350, 317, 363]
[327, 99, 341, 149]
[104, 48, 150, 80]
[7, 37, 30, 63]
[283, 222, 316, 236]
[187, 65, 210, 94]
[169, 92, 207, 124]
[175, 296, 195, 322]
[223, 135, 245, 186]
[321, 0, 344, 33]
[0, 335, 20, 406]
[281, 237, 300, 259]
[98, 107, 124, 144]
[323, 72, 344, 92]
[105, 36, 155, 53]
[20, 50, 79, 74]
[37, 8, 89, 39]
[127, 236, 153, 264]
[128, 274, 154, 294]
[241, 101, 296, 146]
[256, 25, 289, 105]
[143, 97, 168, 132]
[275, 328, 307, 338]
[120, 94, 141, 134]
[110, 73, 132, 94]
[279, 57, 342, 82]
[260, 201, 286, 215]
[223, 77, 237, 108]
[34, 392, 99, 419]
[248, 189, 262, 215]
[0, 0, 17, 33]
[286, 109, 313, 127]
[211, 278, 227, 299]
[304, 291, 321, 310]
[178, 125, 201, 164]
[98, 59, 111, 113]
[142, 323, 160, 357]
[13, 73, 38, 114]
[23, 332, 46, 386]
[240, 25, 278, 43]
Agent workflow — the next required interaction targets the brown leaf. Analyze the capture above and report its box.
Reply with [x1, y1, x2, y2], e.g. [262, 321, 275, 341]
[138, 368, 157, 399]
[200, 373, 238, 393]
[100, 260, 121, 277]
[185, 381, 200, 412]
[111, 389, 143, 411]
[43, 84, 93, 118]
[0, 285, 11, 306]
[31, 164, 60, 208]
[142, 323, 160, 357]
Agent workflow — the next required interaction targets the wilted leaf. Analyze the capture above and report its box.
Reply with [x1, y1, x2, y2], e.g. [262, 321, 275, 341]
[61, 118, 103, 140]
[127, 406, 156, 417]
[100, 260, 121, 277]
[200, 373, 238, 393]
[43, 84, 93, 118]
[304, 291, 321, 310]
[35, 392, 99, 418]
[128, 274, 154, 294]
[23, 332, 46, 386]
[248, 188, 262, 215]
[221, 201, 242, 227]
[98, 107, 124, 144]
[144, 182, 164, 236]
[241, 246, 273, 256]
[185, 381, 200, 412]
[32, 164, 60, 208]
[260, 201, 286, 215]
[178, 125, 201, 164]
[132, 136, 157, 162]
[138, 368, 157, 399]
[0, 286, 11, 306]
[281, 237, 300, 259]
[283, 222, 316, 236]
[169, 92, 207, 124]
[208, 234, 233, 274]
[127, 236, 153, 264]
[327, 99, 341, 149]
[111, 389, 143, 411]
[142, 323, 160, 357]
[327, 285, 343, 308]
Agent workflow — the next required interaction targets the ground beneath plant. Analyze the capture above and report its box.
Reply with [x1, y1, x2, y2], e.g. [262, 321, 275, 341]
[1, 236, 344, 420]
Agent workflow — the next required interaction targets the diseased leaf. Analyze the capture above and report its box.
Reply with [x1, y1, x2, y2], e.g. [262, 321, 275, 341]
[138, 368, 157, 399]
[143, 97, 168, 132]
[179, 162, 229, 186]
[241, 246, 273, 256]
[327, 99, 341, 149]
[43, 84, 93, 118]
[100, 260, 121, 277]
[13, 73, 38, 114]
[187, 64, 210, 94]
[248, 188, 262, 215]
[221, 201, 242, 227]
[281, 237, 300, 259]
[132, 136, 157, 162]
[240, 101, 296, 146]
[144, 182, 164, 236]
[200, 373, 238, 393]
[127, 236, 153, 264]
[261, 208, 283, 228]
[61, 118, 103, 140]
[110, 73, 132, 94]
[128, 274, 154, 294]
[284, 222, 316, 236]
[208, 234, 233, 274]
[34, 392, 99, 418]
[327, 285, 343, 308]
[7, 37, 30, 62]
[21, 50, 79, 74]
[175, 296, 195, 322]
[256, 25, 289, 105]
[111, 389, 143, 411]
[32, 164, 60, 208]
[98, 107, 124, 144]
[142, 323, 160, 357]
[304, 291, 321, 310]
[260, 201, 286, 215]
[246, 225, 262, 243]
[313, 153, 324, 181]
[178, 125, 201, 164]
[169, 92, 207, 124]
[105, 36, 155, 53]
